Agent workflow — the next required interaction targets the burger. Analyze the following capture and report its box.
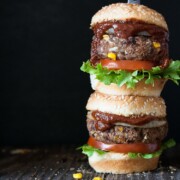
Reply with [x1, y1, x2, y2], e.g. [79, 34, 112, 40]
[79, 3, 179, 174]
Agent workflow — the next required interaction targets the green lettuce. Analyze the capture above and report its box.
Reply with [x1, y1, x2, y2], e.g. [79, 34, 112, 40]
[77, 144, 106, 157]
[77, 139, 176, 159]
[80, 60, 180, 88]
[128, 139, 176, 159]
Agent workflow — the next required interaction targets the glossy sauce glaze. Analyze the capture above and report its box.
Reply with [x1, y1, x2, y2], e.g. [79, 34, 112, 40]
[92, 111, 165, 131]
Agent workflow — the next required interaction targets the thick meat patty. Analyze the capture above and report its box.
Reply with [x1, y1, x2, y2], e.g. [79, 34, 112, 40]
[96, 35, 168, 63]
[90, 21, 169, 66]
[87, 119, 168, 144]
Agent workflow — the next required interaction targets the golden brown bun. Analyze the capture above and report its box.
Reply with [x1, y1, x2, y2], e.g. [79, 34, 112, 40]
[91, 3, 168, 30]
[86, 92, 166, 117]
[90, 75, 166, 97]
[89, 152, 159, 174]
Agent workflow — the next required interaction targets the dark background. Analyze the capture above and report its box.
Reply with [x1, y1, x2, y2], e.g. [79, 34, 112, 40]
[1, 0, 180, 146]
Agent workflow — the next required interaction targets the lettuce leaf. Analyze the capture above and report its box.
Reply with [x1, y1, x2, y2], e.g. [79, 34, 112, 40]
[77, 144, 106, 157]
[80, 60, 180, 88]
[77, 139, 176, 159]
[128, 139, 176, 159]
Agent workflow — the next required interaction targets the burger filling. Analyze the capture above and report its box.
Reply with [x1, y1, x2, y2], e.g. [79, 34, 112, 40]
[97, 36, 167, 62]
[78, 138, 175, 159]
[91, 21, 169, 67]
[90, 111, 166, 128]
[87, 119, 168, 144]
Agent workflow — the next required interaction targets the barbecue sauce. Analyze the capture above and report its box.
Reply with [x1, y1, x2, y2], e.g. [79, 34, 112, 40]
[92, 111, 165, 131]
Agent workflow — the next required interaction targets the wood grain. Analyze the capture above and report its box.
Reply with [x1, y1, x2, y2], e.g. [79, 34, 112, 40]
[0, 145, 179, 180]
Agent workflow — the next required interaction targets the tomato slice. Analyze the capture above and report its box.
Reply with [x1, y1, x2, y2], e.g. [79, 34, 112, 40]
[100, 59, 154, 70]
[88, 137, 160, 154]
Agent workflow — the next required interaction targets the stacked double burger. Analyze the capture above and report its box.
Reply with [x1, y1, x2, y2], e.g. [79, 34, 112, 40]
[80, 3, 179, 174]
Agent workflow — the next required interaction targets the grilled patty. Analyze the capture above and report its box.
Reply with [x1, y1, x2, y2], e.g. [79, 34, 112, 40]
[97, 35, 168, 62]
[87, 119, 168, 144]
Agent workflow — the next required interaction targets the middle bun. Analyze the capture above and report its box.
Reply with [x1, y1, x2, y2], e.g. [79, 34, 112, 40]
[90, 75, 166, 97]
[86, 92, 166, 117]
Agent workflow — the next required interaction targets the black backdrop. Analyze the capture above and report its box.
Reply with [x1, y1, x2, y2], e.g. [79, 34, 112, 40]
[1, 0, 180, 146]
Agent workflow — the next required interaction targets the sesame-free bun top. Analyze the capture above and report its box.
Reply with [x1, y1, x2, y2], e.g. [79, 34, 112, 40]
[91, 3, 168, 30]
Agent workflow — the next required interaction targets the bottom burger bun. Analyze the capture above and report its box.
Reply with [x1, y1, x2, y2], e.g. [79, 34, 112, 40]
[88, 152, 159, 174]
[90, 75, 166, 97]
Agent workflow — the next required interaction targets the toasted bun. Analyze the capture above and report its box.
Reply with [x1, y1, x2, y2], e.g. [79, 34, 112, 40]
[86, 92, 166, 117]
[90, 75, 166, 97]
[91, 3, 168, 30]
[89, 152, 159, 174]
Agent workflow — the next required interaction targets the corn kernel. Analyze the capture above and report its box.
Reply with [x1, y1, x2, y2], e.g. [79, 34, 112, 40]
[103, 34, 109, 41]
[153, 42, 161, 48]
[107, 52, 116, 60]
[119, 126, 123, 132]
[73, 173, 83, 179]
[93, 177, 103, 180]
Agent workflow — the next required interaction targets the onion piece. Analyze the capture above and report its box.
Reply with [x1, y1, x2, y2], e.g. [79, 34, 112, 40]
[137, 31, 151, 36]
[106, 28, 114, 34]
[109, 47, 118, 52]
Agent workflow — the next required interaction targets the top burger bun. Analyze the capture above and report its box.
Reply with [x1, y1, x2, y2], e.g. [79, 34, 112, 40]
[91, 3, 168, 30]
[86, 91, 166, 117]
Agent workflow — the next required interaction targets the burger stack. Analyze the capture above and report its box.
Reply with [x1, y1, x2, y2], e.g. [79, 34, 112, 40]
[80, 3, 178, 174]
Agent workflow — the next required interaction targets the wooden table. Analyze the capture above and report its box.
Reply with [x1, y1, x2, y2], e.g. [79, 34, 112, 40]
[0, 145, 179, 180]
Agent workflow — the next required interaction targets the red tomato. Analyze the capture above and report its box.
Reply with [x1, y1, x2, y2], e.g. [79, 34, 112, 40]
[88, 137, 160, 153]
[100, 59, 154, 70]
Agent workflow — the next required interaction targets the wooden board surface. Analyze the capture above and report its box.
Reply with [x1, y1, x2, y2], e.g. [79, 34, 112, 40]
[0, 145, 179, 180]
